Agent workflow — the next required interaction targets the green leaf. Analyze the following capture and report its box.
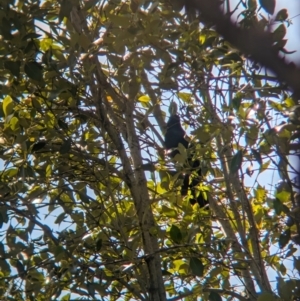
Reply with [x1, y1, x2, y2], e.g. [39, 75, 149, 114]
[171, 0, 184, 12]
[0, 213, 3, 228]
[4, 60, 21, 77]
[279, 263, 286, 275]
[72, 211, 84, 224]
[230, 150, 243, 174]
[255, 185, 266, 202]
[3, 95, 14, 117]
[284, 97, 295, 108]
[273, 198, 283, 215]
[259, 159, 270, 173]
[46, 164, 52, 177]
[268, 100, 283, 111]
[0, 259, 11, 275]
[78, 34, 91, 51]
[0, 205, 8, 226]
[277, 277, 293, 301]
[25, 62, 43, 81]
[140, 163, 156, 172]
[59, 0, 73, 20]
[16, 260, 25, 276]
[209, 291, 222, 301]
[32, 141, 47, 152]
[77, 191, 90, 204]
[58, 119, 69, 130]
[245, 126, 259, 146]
[96, 238, 102, 251]
[251, 148, 262, 165]
[257, 292, 276, 301]
[54, 245, 66, 261]
[159, 80, 178, 90]
[278, 229, 290, 249]
[259, 0, 275, 15]
[177, 92, 192, 103]
[28, 186, 44, 200]
[32, 98, 42, 110]
[55, 212, 66, 225]
[276, 191, 290, 203]
[272, 24, 286, 42]
[87, 281, 95, 297]
[247, 0, 257, 10]
[169, 225, 182, 244]
[61, 293, 71, 301]
[285, 245, 297, 257]
[190, 257, 204, 277]
[232, 93, 242, 110]
[275, 9, 288, 21]
[192, 124, 218, 143]
[161, 205, 177, 218]
[273, 38, 288, 50]
[1, 17, 12, 39]
[60, 140, 72, 154]
[4, 168, 18, 178]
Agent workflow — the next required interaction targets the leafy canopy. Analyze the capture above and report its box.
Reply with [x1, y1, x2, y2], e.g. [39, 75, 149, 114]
[0, 0, 299, 300]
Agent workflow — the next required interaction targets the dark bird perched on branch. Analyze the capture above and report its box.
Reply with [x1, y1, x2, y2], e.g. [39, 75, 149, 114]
[165, 114, 189, 157]
[164, 114, 208, 208]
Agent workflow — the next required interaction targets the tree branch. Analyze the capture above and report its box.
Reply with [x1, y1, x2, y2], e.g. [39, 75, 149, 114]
[186, 0, 300, 98]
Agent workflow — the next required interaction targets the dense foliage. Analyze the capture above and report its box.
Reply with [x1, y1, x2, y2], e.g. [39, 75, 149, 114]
[0, 0, 299, 300]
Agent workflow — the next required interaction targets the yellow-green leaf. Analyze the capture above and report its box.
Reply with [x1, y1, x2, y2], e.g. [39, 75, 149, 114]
[9, 117, 20, 131]
[138, 95, 150, 103]
[3, 96, 14, 117]
[46, 165, 52, 177]
[161, 205, 177, 218]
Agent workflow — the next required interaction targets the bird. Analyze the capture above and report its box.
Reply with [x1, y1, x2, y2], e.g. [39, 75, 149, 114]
[164, 114, 189, 157]
[164, 114, 208, 208]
